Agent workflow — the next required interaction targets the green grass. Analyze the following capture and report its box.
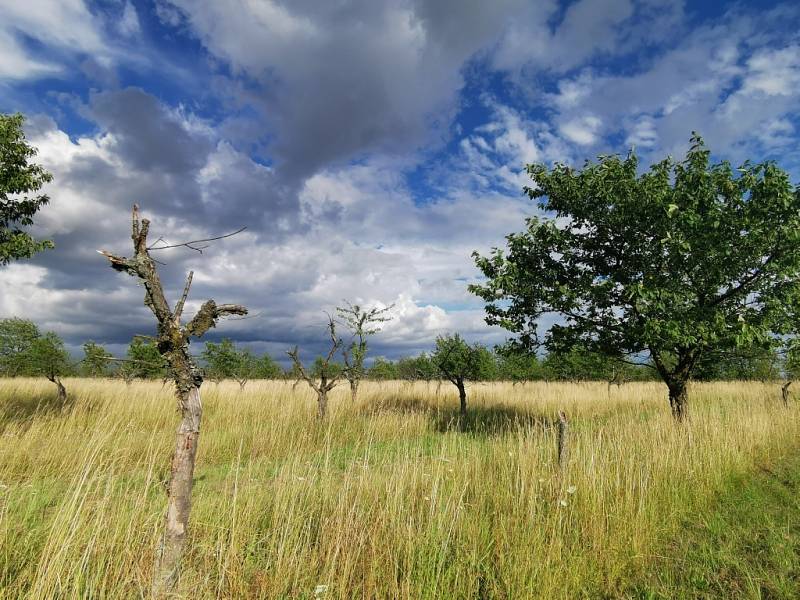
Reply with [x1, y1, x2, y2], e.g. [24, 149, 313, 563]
[630, 449, 800, 599]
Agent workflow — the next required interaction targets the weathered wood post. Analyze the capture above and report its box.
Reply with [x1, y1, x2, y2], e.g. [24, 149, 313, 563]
[100, 205, 247, 596]
[557, 410, 569, 469]
[782, 380, 792, 407]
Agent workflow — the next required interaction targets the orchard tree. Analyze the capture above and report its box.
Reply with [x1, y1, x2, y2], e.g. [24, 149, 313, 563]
[254, 353, 282, 379]
[288, 316, 344, 419]
[471, 135, 800, 421]
[25, 332, 73, 402]
[119, 337, 167, 383]
[100, 205, 247, 595]
[431, 333, 495, 423]
[0, 317, 40, 375]
[81, 341, 113, 377]
[0, 113, 54, 264]
[495, 345, 543, 385]
[336, 301, 393, 402]
[201, 338, 255, 389]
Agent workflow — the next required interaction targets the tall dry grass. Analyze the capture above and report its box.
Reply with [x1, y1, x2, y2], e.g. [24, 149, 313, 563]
[0, 378, 796, 598]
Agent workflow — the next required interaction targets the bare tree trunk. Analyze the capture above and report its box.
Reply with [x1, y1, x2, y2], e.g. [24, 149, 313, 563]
[349, 378, 359, 403]
[151, 385, 201, 595]
[668, 380, 688, 422]
[318, 388, 328, 419]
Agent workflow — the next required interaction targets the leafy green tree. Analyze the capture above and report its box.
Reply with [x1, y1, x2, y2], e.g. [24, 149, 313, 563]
[81, 341, 113, 377]
[693, 345, 780, 381]
[201, 339, 269, 389]
[397, 353, 438, 382]
[253, 353, 283, 379]
[431, 333, 495, 422]
[471, 135, 800, 420]
[25, 332, 73, 400]
[367, 357, 399, 380]
[337, 301, 393, 402]
[0, 317, 40, 375]
[495, 345, 543, 383]
[0, 113, 54, 264]
[119, 337, 167, 382]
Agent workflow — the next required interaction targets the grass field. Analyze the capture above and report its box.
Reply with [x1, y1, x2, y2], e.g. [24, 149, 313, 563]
[0, 378, 798, 598]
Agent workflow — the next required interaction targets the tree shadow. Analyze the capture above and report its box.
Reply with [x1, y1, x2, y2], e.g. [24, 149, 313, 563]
[0, 389, 75, 433]
[432, 404, 553, 436]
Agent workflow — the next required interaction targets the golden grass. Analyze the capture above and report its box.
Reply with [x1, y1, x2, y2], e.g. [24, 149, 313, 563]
[0, 378, 797, 598]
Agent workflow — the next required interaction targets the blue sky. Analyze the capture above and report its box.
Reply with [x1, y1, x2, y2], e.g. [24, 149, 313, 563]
[1, 0, 799, 361]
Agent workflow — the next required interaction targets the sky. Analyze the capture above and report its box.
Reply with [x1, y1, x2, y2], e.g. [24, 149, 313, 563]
[1, 0, 799, 363]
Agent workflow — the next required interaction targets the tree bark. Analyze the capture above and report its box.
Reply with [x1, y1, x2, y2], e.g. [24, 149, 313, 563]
[781, 380, 792, 407]
[668, 380, 688, 422]
[349, 378, 359, 403]
[456, 379, 467, 422]
[557, 411, 569, 469]
[50, 376, 66, 404]
[151, 385, 201, 596]
[317, 388, 328, 419]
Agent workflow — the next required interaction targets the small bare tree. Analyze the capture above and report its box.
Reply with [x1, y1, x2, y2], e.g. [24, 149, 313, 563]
[100, 205, 247, 596]
[287, 316, 343, 418]
[337, 301, 393, 402]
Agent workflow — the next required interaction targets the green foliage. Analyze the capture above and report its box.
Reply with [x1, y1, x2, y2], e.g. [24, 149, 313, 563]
[0, 113, 54, 265]
[253, 353, 283, 379]
[431, 333, 496, 384]
[310, 356, 344, 379]
[366, 357, 399, 380]
[495, 346, 543, 382]
[693, 346, 780, 381]
[120, 338, 167, 380]
[471, 134, 800, 398]
[396, 353, 438, 381]
[80, 342, 113, 377]
[201, 339, 246, 380]
[0, 319, 72, 379]
[0, 317, 41, 375]
[24, 333, 73, 380]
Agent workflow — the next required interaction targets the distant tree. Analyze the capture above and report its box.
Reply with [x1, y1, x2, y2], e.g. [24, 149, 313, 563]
[367, 357, 399, 380]
[81, 341, 113, 377]
[471, 134, 800, 421]
[337, 301, 393, 402]
[431, 333, 495, 424]
[0, 317, 40, 375]
[201, 338, 256, 389]
[693, 345, 780, 381]
[287, 316, 344, 419]
[397, 353, 438, 383]
[0, 113, 54, 265]
[25, 332, 72, 401]
[253, 353, 283, 379]
[495, 345, 543, 384]
[119, 337, 167, 383]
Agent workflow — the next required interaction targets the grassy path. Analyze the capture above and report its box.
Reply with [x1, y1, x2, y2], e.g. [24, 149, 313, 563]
[629, 446, 800, 599]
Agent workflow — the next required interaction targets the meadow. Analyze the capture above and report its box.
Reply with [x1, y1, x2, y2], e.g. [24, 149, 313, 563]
[0, 378, 798, 599]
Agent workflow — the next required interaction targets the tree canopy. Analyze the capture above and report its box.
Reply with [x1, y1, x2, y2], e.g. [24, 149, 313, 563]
[471, 134, 800, 419]
[0, 113, 54, 265]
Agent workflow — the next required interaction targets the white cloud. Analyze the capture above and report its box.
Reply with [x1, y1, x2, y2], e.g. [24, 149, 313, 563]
[559, 115, 602, 146]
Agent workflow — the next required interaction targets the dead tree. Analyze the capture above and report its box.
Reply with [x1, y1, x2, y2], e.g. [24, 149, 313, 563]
[100, 205, 247, 596]
[287, 316, 343, 419]
[557, 411, 569, 469]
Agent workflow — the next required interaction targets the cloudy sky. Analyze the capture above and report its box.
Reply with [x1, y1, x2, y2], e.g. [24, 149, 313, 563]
[1, 0, 799, 362]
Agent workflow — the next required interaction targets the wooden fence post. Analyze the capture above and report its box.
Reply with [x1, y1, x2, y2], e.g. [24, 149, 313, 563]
[557, 410, 569, 469]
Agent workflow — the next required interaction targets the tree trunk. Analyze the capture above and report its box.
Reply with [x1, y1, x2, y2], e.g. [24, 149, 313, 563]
[152, 385, 202, 596]
[668, 380, 688, 422]
[51, 376, 67, 404]
[349, 378, 359, 403]
[781, 380, 792, 407]
[557, 411, 569, 469]
[456, 380, 467, 424]
[317, 389, 328, 419]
